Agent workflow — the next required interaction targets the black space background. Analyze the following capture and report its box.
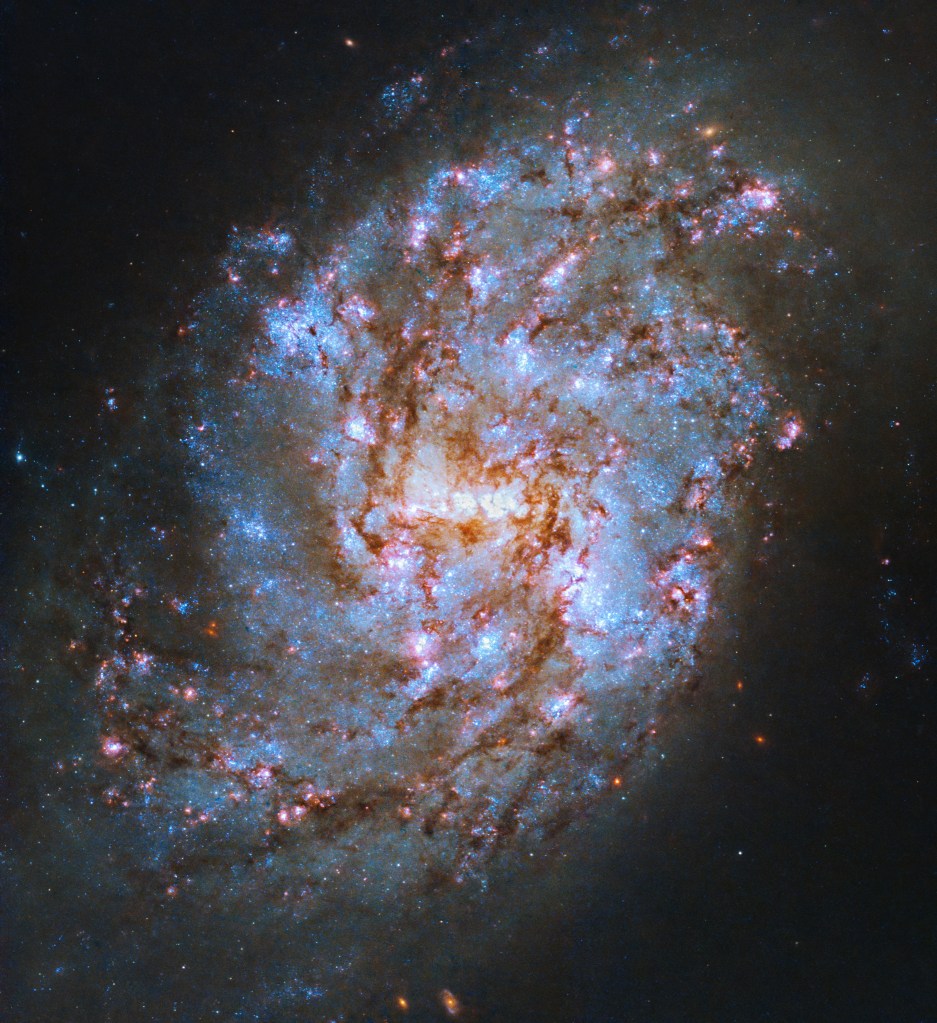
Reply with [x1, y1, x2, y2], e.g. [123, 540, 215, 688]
[3, 2, 937, 1021]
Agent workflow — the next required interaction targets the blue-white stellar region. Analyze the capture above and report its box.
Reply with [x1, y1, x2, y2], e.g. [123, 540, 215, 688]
[79, 20, 830, 1018]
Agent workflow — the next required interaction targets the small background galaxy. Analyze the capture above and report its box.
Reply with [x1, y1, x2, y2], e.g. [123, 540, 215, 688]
[4, 2, 937, 1021]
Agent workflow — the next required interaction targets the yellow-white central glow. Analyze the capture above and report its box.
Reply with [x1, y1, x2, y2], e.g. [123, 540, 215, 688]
[400, 443, 527, 523]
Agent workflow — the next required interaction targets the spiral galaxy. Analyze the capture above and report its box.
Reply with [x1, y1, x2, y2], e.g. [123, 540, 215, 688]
[13, 7, 885, 1020]
[93, 52, 812, 876]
